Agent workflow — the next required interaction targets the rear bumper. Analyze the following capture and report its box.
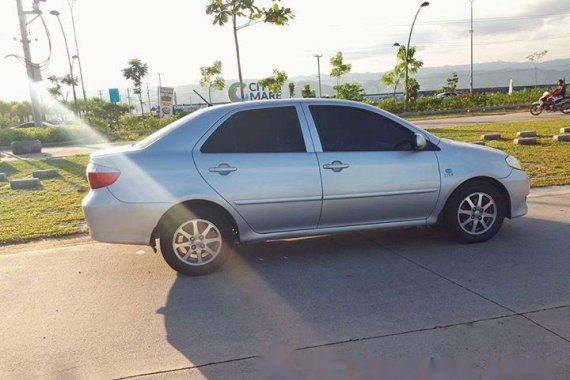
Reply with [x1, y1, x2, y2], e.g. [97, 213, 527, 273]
[82, 189, 170, 245]
[504, 169, 530, 219]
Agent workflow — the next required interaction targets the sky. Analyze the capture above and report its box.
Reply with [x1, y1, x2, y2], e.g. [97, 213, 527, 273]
[0, 0, 569, 101]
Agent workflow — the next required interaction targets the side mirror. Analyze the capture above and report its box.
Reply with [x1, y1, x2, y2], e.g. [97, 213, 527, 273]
[414, 133, 427, 150]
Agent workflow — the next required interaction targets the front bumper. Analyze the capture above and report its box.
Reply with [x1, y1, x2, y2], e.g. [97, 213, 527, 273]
[82, 189, 171, 245]
[503, 169, 530, 219]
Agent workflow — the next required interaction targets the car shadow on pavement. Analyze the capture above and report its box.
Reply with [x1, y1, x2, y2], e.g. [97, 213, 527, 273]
[157, 215, 570, 377]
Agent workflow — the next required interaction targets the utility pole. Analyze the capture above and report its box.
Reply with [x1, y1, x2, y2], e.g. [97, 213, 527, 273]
[469, 0, 474, 95]
[126, 88, 132, 107]
[313, 54, 323, 98]
[50, 10, 78, 115]
[15, 0, 43, 126]
[97, 90, 103, 99]
[146, 83, 152, 114]
[156, 73, 163, 112]
[67, 0, 87, 102]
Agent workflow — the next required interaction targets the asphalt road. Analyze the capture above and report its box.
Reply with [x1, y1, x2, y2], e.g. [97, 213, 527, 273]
[1, 187, 570, 379]
[413, 111, 568, 129]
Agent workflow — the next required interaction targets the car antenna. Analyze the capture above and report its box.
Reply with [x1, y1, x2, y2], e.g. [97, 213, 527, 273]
[193, 90, 213, 107]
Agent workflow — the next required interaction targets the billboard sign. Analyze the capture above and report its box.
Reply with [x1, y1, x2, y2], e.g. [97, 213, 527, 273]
[109, 88, 120, 103]
[228, 82, 282, 102]
[159, 87, 175, 118]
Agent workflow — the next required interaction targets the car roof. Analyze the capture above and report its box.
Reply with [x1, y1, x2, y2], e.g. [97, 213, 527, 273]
[207, 98, 363, 112]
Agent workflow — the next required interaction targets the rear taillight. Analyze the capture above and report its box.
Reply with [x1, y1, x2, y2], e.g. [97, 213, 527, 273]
[87, 171, 121, 189]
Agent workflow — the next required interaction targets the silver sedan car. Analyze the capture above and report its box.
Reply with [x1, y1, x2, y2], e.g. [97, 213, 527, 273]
[83, 99, 529, 276]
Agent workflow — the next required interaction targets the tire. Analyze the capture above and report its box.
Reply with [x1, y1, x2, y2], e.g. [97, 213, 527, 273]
[530, 103, 543, 116]
[561, 102, 570, 115]
[159, 205, 234, 276]
[443, 180, 506, 243]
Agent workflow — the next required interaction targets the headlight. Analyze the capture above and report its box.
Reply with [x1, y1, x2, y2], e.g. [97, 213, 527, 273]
[506, 155, 523, 170]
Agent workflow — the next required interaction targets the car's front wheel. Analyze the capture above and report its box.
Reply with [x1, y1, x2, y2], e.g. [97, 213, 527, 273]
[159, 206, 233, 276]
[444, 181, 506, 243]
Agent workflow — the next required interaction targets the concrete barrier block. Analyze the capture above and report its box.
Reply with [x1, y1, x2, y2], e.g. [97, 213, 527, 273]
[561, 127, 570, 134]
[32, 169, 59, 179]
[553, 134, 570, 142]
[482, 134, 501, 141]
[11, 140, 42, 155]
[516, 131, 537, 138]
[514, 138, 537, 145]
[10, 178, 41, 190]
[0, 173, 7, 181]
[471, 141, 486, 145]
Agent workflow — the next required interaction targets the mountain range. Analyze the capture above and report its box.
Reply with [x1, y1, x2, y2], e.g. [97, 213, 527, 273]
[174, 58, 570, 104]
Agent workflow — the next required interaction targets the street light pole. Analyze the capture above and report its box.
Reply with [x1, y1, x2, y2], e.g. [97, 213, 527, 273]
[15, 0, 43, 126]
[313, 54, 323, 98]
[469, 0, 474, 95]
[404, 1, 429, 112]
[50, 10, 78, 115]
[66, 0, 87, 102]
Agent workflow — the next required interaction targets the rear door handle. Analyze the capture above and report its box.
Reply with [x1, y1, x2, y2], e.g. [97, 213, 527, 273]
[209, 163, 237, 175]
[323, 161, 349, 172]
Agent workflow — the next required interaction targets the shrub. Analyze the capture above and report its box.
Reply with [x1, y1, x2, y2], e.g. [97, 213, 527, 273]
[377, 88, 547, 114]
[0, 126, 101, 147]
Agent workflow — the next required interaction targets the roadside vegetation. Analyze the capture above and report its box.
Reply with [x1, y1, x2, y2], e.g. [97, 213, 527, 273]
[1, 119, 568, 245]
[427, 119, 570, 187]
[0, 155, 89, 245]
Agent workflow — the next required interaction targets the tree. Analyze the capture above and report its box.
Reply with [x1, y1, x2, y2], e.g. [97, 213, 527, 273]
[0, 100, 11, 115]
[439, 72, 459, 93]
[388, 46, 423, 102]
[58, 74, 79, 102]
[206, 0, 294, 101]
[330, 51, 352, 85]
[47, 75, 63, 100]
[407, 78, 420, 101]
[381, 70, 403, 98]
[258, 68, 288, 95]
[11, 101, 32, 123]
[301, 84, 316, 98]
[288, 82, 295, 98]
[334, 83, 365, 101]
[122, 58, 149, 114]
[200, 61, 226, 103]
[526, 50, 548, 86]
[83, 98, 133, 133]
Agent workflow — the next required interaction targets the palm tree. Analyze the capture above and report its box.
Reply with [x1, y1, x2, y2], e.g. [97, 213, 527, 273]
[395, 46, 423, 100]
[122, 58, 149, 114]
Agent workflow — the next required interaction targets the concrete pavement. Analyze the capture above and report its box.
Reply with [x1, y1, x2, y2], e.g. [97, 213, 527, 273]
[1, 189, 570, 379]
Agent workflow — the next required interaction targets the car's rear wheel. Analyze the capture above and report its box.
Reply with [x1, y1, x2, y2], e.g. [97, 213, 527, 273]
[444, 181, 506, 243]
[159, 206, 233, 276]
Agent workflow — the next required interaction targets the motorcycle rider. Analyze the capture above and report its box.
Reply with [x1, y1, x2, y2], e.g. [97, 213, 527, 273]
[547, 79, 566, 109]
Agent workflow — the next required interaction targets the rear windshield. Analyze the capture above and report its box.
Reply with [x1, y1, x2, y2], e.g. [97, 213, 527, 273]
[134, 109, 207, 149]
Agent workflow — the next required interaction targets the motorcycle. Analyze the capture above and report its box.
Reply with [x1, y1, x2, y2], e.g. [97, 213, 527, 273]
[530, 91, 570, 116]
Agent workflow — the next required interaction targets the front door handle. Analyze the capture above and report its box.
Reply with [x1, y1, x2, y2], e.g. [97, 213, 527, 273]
[323, 161, 349, 172]
[209, 163, 237, 176]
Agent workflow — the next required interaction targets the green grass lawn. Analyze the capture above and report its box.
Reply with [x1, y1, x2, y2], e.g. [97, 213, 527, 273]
[0, 118, 568, 246]
[427, 118, 570, 188]
[0, 156, 89, 245]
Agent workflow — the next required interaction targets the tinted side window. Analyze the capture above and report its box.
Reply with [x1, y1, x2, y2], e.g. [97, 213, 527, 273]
[201, 107, 305, 153]
[310, 106, 414, 152]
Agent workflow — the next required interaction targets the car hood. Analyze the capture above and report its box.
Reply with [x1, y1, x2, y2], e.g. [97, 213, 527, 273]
[438, 138, 508, 158]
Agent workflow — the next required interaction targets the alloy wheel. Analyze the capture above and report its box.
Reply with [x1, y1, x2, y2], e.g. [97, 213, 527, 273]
[172, 219, 222, 266]
[457, 192, 497, 235]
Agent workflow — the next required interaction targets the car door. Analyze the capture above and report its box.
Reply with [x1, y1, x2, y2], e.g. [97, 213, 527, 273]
[193, 104, 322, 234]
[303, 104, 441, 228]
